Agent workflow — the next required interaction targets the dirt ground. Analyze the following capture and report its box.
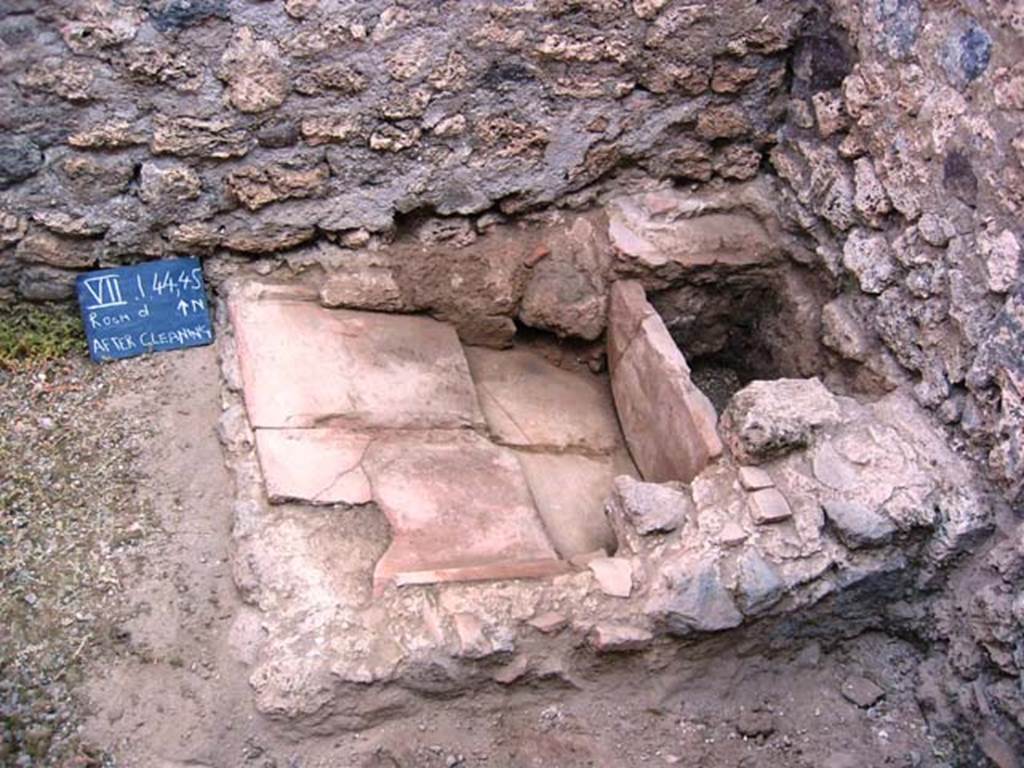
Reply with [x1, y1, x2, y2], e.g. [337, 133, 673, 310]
[2, 343, 956, 767]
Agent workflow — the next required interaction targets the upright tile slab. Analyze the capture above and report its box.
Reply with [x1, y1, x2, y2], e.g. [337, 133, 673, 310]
[464, 346, 623, 453]
[229, 294, 483, 430]
[255, 428, 372, 505]
[363, 430, 567, 590]
[608, 281, 723, 483]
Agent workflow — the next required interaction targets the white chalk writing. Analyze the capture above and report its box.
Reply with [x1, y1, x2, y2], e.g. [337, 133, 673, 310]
[82, 274, 126, 310]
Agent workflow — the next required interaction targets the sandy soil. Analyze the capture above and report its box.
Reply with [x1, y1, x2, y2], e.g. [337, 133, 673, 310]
[2, 344, 950, 767]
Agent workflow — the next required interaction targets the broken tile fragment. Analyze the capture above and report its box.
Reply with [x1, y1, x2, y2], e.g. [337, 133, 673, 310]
[587, 557, 633, 598]
[528, 612, 568, 634]
[452, 612, 510, 659]
[718, 521, 748, 546]
[738, 466, 774, 490]
[587, 623, 653, 652]
[255, 428, 372, 505]
[748, 487, 793, 524]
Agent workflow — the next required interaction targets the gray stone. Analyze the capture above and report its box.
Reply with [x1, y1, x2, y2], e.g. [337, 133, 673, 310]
[721, 378, 841, 464]
[0, 139, 43, 187]
[853, 158, 892, 225]
[917, 213, 954, 247]
[15, 230, 97, 268]
[979, 229, 1020, 294]
[821, 297, 872, 362]
[842, 230, 897, 294]
[823, 500, 896, 549]
[607, 475, 692, 536]
[653, 559, 743, 635]
[17, 266, 76, 301]
[736, 549, 784, 614]
[941, 22, 992, 86]
[875, 0, 921, 60]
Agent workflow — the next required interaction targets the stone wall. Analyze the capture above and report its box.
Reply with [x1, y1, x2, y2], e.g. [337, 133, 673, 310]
[0, 0, 807, 297]
[772, 0, 1024, 507]
[769, 2, 1024, 756]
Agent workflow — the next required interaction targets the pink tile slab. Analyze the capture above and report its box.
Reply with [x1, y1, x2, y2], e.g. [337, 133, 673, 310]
[464, 345, 624, 453]
[608, 281, 723, 483]
[255, 428, 372, 505]
[229, 294, 483, 430]
[362, 430, 567, 591]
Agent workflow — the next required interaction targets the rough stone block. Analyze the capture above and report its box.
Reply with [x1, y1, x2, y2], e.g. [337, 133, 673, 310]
[823, 500, 896, 549]
[518, 214, 609, 341]
[587, 557, 633, 598]
[608, 194, 773, 272]
[721, 378, 841, 464]
[606, 475, 693, 537]
[650, 558, 743, 634]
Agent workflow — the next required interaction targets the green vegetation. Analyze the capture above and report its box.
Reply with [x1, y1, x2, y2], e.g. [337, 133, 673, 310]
[0, 302, 85, 370]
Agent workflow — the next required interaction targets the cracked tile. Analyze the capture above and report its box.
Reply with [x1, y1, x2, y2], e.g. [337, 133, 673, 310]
[255, 428, 372, 505]
[230, 295, 484, 430]
[363, 430, 567, 591]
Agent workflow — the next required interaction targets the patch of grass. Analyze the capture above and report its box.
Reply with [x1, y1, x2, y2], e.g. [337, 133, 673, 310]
[0, 303, 85, 370]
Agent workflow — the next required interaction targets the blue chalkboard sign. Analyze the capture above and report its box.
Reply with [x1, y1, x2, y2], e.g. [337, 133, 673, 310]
[76, 257, 213, 362]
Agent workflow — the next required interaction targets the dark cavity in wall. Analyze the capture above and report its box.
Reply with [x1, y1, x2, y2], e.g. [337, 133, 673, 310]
[789, 6, 854, 97]
[649, 262, 828, 414]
